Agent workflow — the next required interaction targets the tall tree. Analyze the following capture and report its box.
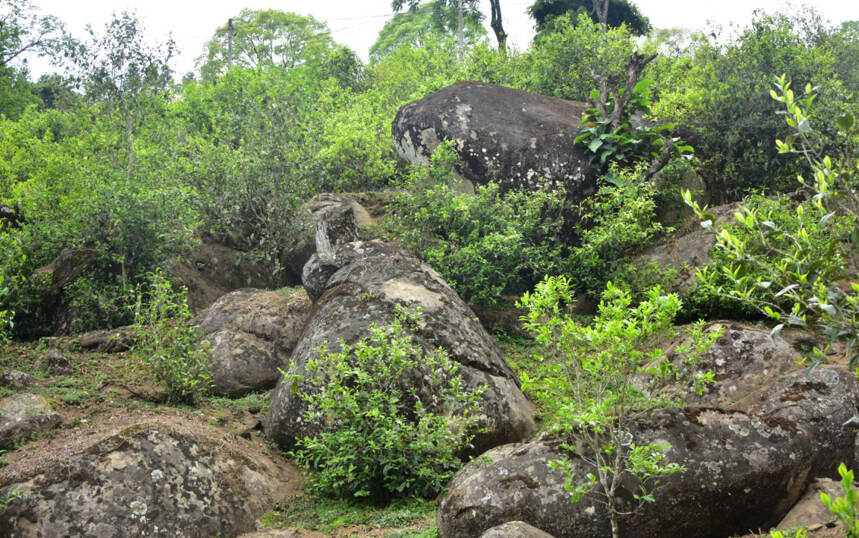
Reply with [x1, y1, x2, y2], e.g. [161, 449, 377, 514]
[528, 0, 650, 36]
[73, 12, 175, 173]
[391, 0, 507, 52]
[197, 10, 335, 80]
[371, 0, 486, 62]
[0, 0, 68, 117]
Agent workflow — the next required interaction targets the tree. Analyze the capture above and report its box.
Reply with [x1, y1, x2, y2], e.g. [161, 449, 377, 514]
[392, 0, 508, 52]
[528, 0, 650, 36]
[520, 278, 717, 538]
[0, 0, 68, 118]
[73, 12, 175, 174]
[371, 0, 486, 62]
[197, 10, 335, 80]
[0, 0, 65, 68]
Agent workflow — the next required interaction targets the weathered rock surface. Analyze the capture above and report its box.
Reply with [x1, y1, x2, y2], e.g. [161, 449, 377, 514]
[652, 322, 800, 410]
[0, 394, 60, 450]
[270, 240, 535, 454]
[438, 408, 814, 538]
[637, 202, 740, 294]
[35, 248, 97, 288]
[46, 347, 71, 375]
[777, 477, 842, 530]
[196, 288, 312, 397]
[757, 367, 859, 479]
[392, 82, 596, 196]
[0, 371, 36, 390]
[0, 414, 302, 538]
[281, 193, 374, 281]
[79, 327, 137, 353]
[169, 242, 281, 313]
[480, 521, 556, 538]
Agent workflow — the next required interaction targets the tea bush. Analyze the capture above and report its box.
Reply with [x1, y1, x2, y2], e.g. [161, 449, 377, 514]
[290, 307, 484, 499]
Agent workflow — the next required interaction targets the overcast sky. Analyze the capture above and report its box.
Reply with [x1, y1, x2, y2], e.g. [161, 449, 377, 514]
[22, 0, 859, 78]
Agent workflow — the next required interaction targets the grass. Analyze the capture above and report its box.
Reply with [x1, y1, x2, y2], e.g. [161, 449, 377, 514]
[259, 495, 438, 535]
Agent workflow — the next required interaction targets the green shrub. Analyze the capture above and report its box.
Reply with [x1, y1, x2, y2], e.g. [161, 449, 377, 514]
[820, 463, 859, 537]
[684, 75, 858, 365]
[290, 306, 484, 499]
[517, 12, 633, 101]
[568, 167, 673, 298]
[388, 142, 569, 306]
[654, 9, 851, 200]
[132, 270, 212, 404]
[519, 278, 718, 538]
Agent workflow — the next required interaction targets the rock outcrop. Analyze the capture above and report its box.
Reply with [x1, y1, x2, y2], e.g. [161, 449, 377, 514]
[392, 82, 596, 197]
[280, 193, 375, 282]
[169, 242, 281, 313]
[649, 322, 800, 409]
[0, 394, 60, 450]
[0, 414, 301, 538]
[637, 202, 740, 294]
[758, 367, 859, 479]
[438, 408, 814, 538]
[480, 521, 556, 537]
[196, 288, 312, 397]
[268, 240, 536, 454]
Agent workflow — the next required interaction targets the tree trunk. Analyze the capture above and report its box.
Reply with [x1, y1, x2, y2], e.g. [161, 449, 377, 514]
[488, 0, 507, 54]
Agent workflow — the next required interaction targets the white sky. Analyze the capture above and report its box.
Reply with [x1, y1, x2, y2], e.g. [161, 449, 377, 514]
[21, 0, 859, 78]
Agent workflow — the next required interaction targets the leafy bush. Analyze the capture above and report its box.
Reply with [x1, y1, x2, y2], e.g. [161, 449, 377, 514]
[654, 9, 851, 200]
[519, 278, 718, 538]
[576, 77, 692, 176]
[567, 167, 673, 298]
[132, 270, 212, 404]
[388, 142, 569, 306]
[820, 463, 859, 537]
[290, 307, 484, 499]
[684, 75, 858, 365]
[517, 12, 633, 101]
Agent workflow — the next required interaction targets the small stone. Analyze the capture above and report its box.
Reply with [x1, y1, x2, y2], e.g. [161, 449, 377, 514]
[47, 348, 72, 375]
[0, 370, 36, 390]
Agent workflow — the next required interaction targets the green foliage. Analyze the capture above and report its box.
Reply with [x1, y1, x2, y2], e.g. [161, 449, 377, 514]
[0, 0, 68, 119]
[371, 0, 486, 63]
[518, 13, 633, 101]
[820, 463, 859, 537]
[519, 278, 717, 538]
[388, 142, 569, 306]
[197, 10, 337, 81]
[684, 75, 858, 366]
[528, 0, 651, 36]
[567, 168, 673, 297]
[575, 77, 692, 173]
[132, 270, 212, 404]
[654, 9, 851, 200]
[290, 307, 484, 499]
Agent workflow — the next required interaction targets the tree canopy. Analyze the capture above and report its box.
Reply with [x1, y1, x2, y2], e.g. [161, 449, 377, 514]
[196, 9, 336, 80]
[371, 0, 486, 62]
[528, 0, 651, 36]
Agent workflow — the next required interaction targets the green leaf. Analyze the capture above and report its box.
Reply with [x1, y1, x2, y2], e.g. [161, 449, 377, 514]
[836, 112, 855, 132]
[588, 138, 604, 153]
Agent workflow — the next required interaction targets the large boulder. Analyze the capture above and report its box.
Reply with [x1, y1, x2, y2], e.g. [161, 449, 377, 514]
[637, 202, 740, 294]
[280, 193, 375, 281]
[196, 288, 312, 397]
[757, 366, 859, 479]
[169, 242, 281, 313]
[0, 414, 302, 538]
[648, 322, 800, 410]
[268, 241, 536, 454]
[437, 408, 815, 538]
[392, 82, 596, 197]
[35, 248, 97, 288]
[0, 394, 61, 450]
